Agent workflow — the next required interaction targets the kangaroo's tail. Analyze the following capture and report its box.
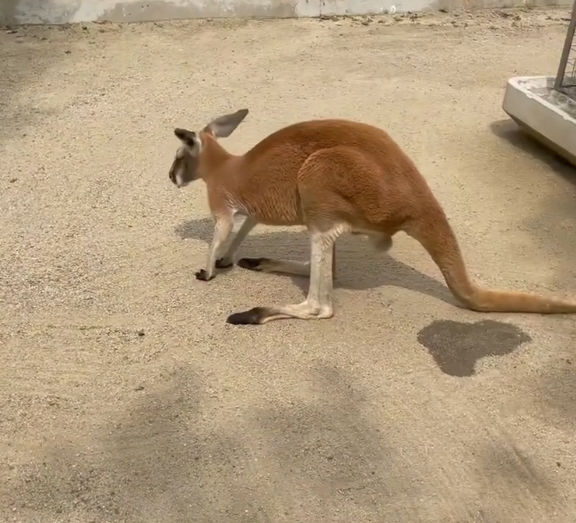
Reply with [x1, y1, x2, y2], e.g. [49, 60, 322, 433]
[406, 208, 576, 314]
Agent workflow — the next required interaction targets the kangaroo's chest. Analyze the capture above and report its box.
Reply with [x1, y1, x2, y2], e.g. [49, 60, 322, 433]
[238, 180, 303, 226]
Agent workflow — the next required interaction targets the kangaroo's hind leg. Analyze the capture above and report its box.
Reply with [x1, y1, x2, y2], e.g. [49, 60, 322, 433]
[227, 225, 345, 324]
[237, 243, 337, 279]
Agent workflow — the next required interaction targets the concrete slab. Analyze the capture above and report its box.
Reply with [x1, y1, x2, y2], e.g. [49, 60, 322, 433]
[503, 76, 576, 167]
[1, 10, 576, 523]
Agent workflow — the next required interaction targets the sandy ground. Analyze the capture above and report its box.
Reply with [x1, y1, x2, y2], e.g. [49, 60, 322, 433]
[1, 7, 576, 523]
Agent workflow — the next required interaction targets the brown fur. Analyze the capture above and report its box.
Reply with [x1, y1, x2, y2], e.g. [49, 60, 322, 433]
[169, 109, 576, 325]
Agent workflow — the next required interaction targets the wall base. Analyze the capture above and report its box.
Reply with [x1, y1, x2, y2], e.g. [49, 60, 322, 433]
[0, 0, 572, 26]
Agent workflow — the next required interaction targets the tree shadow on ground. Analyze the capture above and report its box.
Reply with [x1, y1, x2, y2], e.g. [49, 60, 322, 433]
[0, 26, 66, 149]
[175, 217, 457, 306]
[6, 361, 415, 522]
[531, 360, 576, 432]
[460, 437, 563, 522]
[6, 358, 570, 522]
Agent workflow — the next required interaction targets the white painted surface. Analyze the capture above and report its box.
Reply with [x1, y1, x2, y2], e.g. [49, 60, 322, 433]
[502, 75, 576, 166]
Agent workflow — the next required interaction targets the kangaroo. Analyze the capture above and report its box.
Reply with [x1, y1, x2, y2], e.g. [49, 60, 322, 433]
[169, 108, 576, 325]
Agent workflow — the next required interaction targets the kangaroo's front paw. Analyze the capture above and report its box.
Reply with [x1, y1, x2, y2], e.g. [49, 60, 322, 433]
[215, 257, 234, 269]
[195, 269, 215, 282]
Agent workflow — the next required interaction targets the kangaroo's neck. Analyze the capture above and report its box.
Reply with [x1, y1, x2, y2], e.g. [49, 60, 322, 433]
[200, 134, 236, 176]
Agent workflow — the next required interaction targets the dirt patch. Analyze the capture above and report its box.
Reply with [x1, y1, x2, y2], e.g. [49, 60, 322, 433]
[1, 9, 576, 523]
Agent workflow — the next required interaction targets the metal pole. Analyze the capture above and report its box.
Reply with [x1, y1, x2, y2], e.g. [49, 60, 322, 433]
[554, 0, 576, 92]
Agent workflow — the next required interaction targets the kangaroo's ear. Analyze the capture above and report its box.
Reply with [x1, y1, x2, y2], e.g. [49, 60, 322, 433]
[203, 109, 249, 138]
[174, 128, 198, 149]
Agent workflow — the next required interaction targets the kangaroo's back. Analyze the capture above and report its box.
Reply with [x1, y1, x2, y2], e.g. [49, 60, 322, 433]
[244, 118, 411, 168]
[231, 118, 424, 225]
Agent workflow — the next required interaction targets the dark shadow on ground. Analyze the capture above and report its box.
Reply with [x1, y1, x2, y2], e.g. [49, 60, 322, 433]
[489, 119, 576, 187]
[0, 26, 67, 148]
[489, 118, 576, 292]
[248, 363, 419, 520]
[175, 217, 457, 306]
[417, 319, 532, 377]
[463, 438, 561, 522]
[6, 361, 415, 522]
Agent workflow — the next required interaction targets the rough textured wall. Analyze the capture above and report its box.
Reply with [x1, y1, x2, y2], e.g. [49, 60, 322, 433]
[3, 0, 309, 24]
[0, 0, 570, 25]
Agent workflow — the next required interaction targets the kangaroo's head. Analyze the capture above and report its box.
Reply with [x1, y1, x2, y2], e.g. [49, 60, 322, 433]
[169, 108, 249, 188]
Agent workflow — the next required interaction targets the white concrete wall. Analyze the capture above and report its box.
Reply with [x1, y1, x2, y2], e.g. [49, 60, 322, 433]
[0, 0, 570, 25]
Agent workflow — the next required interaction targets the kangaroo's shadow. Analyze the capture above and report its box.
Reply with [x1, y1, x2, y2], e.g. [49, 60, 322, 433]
[175, 217, 457, 306]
